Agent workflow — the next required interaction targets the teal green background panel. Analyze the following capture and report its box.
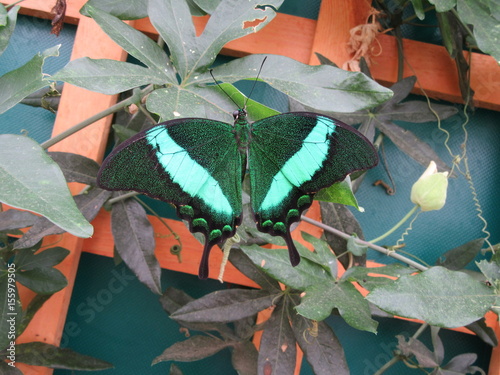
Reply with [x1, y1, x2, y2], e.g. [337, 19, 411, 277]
[0, 15, 76, 143]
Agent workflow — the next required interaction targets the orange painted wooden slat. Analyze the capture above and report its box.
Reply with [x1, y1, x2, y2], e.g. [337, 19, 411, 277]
[83, 202, 323, 287]
[308, 0, 371, 66]
[14, 16, 129, 374]
[371, 34, 500, 110]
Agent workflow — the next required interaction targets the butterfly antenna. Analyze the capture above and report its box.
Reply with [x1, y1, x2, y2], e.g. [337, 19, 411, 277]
[209, 68, 240, 109]
[244, 56, 267, 108]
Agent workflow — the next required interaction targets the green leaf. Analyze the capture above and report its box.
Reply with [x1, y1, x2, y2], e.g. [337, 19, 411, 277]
[314, 177, 359, 209]
[0, 360, 22, 374]
[257, 299, 297, 374]
[239, 244, 331, 290]
[232, 341, 258, 375]
[160, 287, 236, 335]
[82, 4, 175, 81]
[300, 232, 337, 277]
[341, 264, 415, 292]
[0, 45, 59, 114]
[296, 280, 378, 332]
[148, 0, 284, 77]
[169, 363, 184, 375]
[458, 0, 500, 64]
[435, 238, 484, 270]
[0, 5, 19, 57]
[366, 266, 496, 327]
[152, 335, 230, 364]
[429, 0, 457, 12]
[0, 210, 37, 232]
[347, 234, 368, 256]
[52, 58, 167, 95]
[13, 188, 110, 249]
[211, 54, 393, 113]
[290, 308, 349, 375]
[227, 248, 281, 292]
[0, 134, 93, 238]
[146, 85, 236, 123]
[15, 342, 113, 370]
[49, 152, 100, 185]
[14, 247, 69, 270]
[476, 259, 500, 283]
[111, 194, 161, 294]
[16, 267, 67, 295]
[81, 0, 148, 20]
[216, 82, 280, 121]
[17, 294, 53, 337]
[320, 202, 366, 269]
[411, 0, 426, 20]
[171, 289, 280, 323]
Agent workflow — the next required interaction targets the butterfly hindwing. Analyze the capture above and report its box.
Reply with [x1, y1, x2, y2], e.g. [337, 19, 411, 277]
[249, 112, 378, 264]
[97, 118, 243, 279]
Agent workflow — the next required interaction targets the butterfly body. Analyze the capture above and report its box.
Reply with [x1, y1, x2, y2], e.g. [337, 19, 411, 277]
[97, 111, 378, 279]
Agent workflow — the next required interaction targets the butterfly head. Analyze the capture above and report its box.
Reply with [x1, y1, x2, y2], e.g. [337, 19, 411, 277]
[232, 108, 247, 120]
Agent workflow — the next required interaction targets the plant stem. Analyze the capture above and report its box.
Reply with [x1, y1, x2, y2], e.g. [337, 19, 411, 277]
[107, 191, 139, 205]
[301, 215, 427, 272]
[40, 86, 153, 150]
[369, 205, 419, 244]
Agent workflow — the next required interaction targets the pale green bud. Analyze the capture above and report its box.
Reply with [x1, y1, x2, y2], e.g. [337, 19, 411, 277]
[410, 161, 448, 211]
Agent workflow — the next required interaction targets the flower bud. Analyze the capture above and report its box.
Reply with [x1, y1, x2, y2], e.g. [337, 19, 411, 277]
[410, 161, 448, 211]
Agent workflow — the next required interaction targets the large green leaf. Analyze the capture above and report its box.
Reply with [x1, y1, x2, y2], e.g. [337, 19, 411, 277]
[367, 266, 496, 327]
[211, 54, 393, 113]
[0, 45, 59, 114]
[239, 244, 332, 290]
[51, 58, 168, 95]
[0, 5, 19, 57]
[15, 267, 67, 295]
[81, 0, 148, 20]
[152, 335, 231, 364]
[15, 342, 112, 370]
[429, 0, 457, 12]
[257, 299, 297, 375]
[13, 188, 110, 249]
[14, 247, 69, 271]
[148, 0, 284, 78]
[458, 0, 500, 64]
[111, 195, 161, 294]
[81, 4, 175, 81]
[0, 134, 93, 238]
[290, 302, 349, 375]
[296, 280, 378, 332]
[170, 289, 280, 323]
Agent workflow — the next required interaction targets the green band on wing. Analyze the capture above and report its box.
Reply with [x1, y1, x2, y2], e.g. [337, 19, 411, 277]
[259, 117, 336, 212]
[146, 127, 233, 219]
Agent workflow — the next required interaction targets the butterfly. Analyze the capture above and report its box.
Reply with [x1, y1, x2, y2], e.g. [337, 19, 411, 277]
[97, 109, 378, 279]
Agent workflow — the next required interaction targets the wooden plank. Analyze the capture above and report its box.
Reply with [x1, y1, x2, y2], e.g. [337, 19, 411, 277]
[84, 201, 323, 287]
[134, 13, 316, 63]
[14, 16, 129, 375]
[371, 34, 500, 111]
[308, 0, 371, 66]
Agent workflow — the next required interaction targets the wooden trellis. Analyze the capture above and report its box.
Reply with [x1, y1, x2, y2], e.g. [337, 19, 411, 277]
[2, 0, 500, 374]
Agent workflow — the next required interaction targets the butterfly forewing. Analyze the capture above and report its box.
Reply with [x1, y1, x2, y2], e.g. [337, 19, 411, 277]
[249, 112, 378, 264]
[97, 118, 243, 279]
